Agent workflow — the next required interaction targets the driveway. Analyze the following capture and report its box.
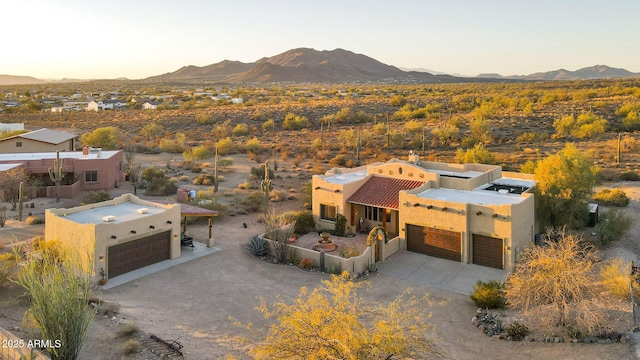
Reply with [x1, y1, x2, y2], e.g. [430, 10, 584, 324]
[376, 250, 507, 295]
[90, 212, 632, 360]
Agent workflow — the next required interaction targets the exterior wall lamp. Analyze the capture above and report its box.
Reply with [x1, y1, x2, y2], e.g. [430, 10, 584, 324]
[111, 235, 117, 239]
[149, 225, 155, 229]
[130, 230, 137, 234]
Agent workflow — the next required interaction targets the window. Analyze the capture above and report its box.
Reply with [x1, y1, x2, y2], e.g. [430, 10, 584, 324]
[320, 204, 337, 221]
[16, 141, 22, 147]
[85, 170, 98, 182]
[364, 206, 390, 222]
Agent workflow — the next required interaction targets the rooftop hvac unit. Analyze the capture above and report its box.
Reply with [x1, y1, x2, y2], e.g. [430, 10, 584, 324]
[102, 215, 116, 222]
[136, 208, 149, 214]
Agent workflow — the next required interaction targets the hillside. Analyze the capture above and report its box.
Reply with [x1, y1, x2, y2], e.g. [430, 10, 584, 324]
[0, 74, 46, 86]
[484, 65, 639, 81]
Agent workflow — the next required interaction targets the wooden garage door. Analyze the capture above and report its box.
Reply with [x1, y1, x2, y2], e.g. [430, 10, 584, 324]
[406, 224, 461, 262]
[108, 231, 171, 278]
[472, 234, 503, 269]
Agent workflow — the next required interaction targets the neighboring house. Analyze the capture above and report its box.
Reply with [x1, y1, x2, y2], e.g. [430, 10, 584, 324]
[312, 152, 536, 271]
[0, 147, 124, 198]
[142, 101, 163, 110]
[231, 97, 243, 104]
[0, 122, 24, 132]
[87, 99, 127, 111]
[45, 194, 181, 283]
[0, 128, 76, 153]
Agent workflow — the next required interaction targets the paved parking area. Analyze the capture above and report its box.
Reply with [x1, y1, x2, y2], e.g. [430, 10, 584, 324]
[376, 250, 507, 295]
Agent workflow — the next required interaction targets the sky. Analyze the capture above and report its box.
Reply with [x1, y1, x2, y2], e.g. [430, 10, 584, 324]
[2, 0, 639, 80]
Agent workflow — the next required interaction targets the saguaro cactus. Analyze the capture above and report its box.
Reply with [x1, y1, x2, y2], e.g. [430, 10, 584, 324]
[18, 181, 24, 221]
[213, 146, 219, 193]
[261, 161, 272, 215]
[48, 151, 64, 203]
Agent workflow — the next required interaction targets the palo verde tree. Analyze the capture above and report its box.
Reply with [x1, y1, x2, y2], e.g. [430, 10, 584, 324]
[504, 230, 603, 333]
[79, 126, 119, 150]
[533, 143, 599, 228]
[249, 275, 437, 359]
[15, 240, 96, 360]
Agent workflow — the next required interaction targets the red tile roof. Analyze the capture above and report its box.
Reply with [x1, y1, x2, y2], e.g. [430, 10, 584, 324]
[347, 176, 424, 209]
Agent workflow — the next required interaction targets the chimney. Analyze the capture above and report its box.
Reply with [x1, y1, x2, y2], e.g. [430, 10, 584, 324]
[82, 146, 89, 156]
[408, 150, 419, 164]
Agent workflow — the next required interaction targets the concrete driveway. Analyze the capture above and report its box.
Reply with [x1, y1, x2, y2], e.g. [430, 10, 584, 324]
[376, 250, 507, 295]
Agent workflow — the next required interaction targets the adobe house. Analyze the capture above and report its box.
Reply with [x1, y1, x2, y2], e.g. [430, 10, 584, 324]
[0, 128, 76, 153]
[45, 194, 181, 282]
[312, 152, 537, 271]
[0, 147, 124, 198]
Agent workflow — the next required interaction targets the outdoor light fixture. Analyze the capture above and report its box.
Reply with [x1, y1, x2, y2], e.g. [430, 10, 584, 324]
[476, 211, 482, 216]
[442, 207, 447, 211]
[334, 189, 341, 193]
[492, 214, 498, 218]
[427, 205, 433, 209]
[149, 225, 155, 229]
[111, 235, 117, 239]
[413, 203, 420, 207]
[166, 220, 172, 224]
[130, 230, 137, 234]
[314, 186, 321, 190]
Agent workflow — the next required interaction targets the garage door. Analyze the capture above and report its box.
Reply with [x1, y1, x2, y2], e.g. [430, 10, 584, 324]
[406, 224, 461, 262]
[108, 231, 171, 278]
[472, 234, 503, 269]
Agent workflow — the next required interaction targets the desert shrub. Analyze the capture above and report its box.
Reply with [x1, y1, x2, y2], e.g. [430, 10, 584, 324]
[506, 322, 529, 341]
[334, 214, 346, 237]
[247, 235, 270, 257]
[244, 191, 265, 212]
[299, 258, 313, 270]
[216, 137, 235, 155]
[327, 263, 340, 274]
[179, 175, 190, 182]
[592, 188, 630, 207]
[250, 165, 274, 180]
[470, 280, 505, 309]
[201, 162, 212, 168]
[145, 177, 178, 196]
[619, 171, 640, 181]
[0, 253, 18, 286]
[287, 249, 301, 265]
[25, 215, 44, 225]
[294, 211, 315, 235]
[233, 123, 250, 136]
[193, 174, 216, 185]
[282, 113, 308, 130]
[191, 166, 202, 173]
[516, 131, 549, 143]
[245, 137, 261, 153]
[81, 190, 112, 205]
[141, 167, 165, 182]
[340, 247, 360, 259]
[597, 208, 632, 245]
[329, 154, 355, 168]
[599, 258, 634, 300]
[118, 322, 139, 338]
[123, 339, 140, 355]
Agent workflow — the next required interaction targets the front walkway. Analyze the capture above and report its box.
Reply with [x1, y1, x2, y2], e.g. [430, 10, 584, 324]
[376, 250, 507, 295]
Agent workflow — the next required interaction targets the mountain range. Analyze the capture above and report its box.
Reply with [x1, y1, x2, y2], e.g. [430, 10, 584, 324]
[1, 48, 638, 85]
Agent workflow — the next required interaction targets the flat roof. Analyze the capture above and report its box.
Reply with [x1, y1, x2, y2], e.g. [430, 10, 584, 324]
[417, 187, 526, 206]
[0, 150, 119, 162]
[60, 201, 169, 224]
[323, 170, 368, 184]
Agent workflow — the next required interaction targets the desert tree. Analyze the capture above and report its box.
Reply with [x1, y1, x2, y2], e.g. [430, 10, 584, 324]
[504, 229, 603, 333]
[534, 143, 599, 228]
[248, 275, 437, 359]
[456, 143, 496, 164]
[14, 240, 96, 360]
[182, 144, 212, 164]
[139, 122, 164, 140]
[79, 126, 119, 150]
[0, 166, 31, 210]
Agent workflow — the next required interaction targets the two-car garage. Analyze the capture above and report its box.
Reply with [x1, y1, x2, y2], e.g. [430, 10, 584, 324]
[406, 224, 504, 269]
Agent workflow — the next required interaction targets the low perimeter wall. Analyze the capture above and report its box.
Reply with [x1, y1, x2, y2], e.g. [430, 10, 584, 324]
[0, 326, 51, 360]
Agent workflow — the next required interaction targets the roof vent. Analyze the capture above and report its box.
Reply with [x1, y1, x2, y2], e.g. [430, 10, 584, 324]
[102, 215, 116, 222]
[498, 189, 509, 195]
[136, 208, 149, 214]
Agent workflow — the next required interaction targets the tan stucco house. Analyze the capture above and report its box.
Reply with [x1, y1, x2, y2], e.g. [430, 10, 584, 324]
[0, 128, 76, 153]
[312, 153, 537, 271]
[45, 194, 181, 282]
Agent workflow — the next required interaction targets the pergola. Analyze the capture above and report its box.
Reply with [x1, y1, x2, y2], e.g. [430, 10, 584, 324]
[179, 203, 219, 239]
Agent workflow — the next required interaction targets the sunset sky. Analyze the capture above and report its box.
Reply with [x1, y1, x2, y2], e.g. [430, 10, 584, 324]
[3, 0, 639, 80]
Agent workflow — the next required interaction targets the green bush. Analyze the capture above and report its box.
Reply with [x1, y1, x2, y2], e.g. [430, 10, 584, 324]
[193, 174, 216, 185]
[619, 171, 640, 181]
[592, 188, 630, 207]
[294, 211, 316, 235]
[334, 214, 346, 237]
[506, 322, 529, 341]
[470, 280, 505, 309]
[144, 178, 178, 196]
